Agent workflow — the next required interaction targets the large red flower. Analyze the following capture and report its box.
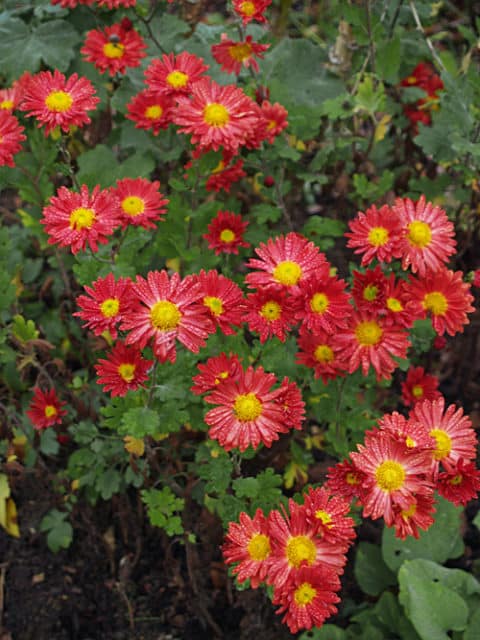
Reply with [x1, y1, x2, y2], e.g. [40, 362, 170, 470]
[126, 90, 174, 135]
[145, 52, 209, 97]
[211, 34, 269, 75]
[95, 341, 153, 397]
[0, 111, 25, 167]
[41, 185, 121, 254]
[203, 210, 250, 255]
[81, 23, 147, 76]
[20, 70, 99, 135]
[27, 387, 67, 430]
[111, 177, 168, 230]
[345, 204, 402, 266]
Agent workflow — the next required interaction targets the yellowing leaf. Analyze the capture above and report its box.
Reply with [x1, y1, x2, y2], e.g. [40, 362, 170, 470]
[6, 499, 20, 538]
[283, 461, 308, 489]
[124, 436, 145, 457]
[374, 114, 391, 142]
[165, 258, 181, 273]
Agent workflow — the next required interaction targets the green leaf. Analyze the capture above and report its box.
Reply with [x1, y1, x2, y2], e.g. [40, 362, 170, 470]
[12, 314, 39, 342]
[120, 407, 160, 438]
[147, 13, 190, 53]
[40, 509, 73, 552]
[195, 446, 233, 494]
[141, 487, 184, 536]
[376, 36, 401, 83]
[464, 606, 480, 640]
[473, 508, 480, 532]
[354, 75, 386, 115]
[354, 541, 397, 596]
[409, 319, 436, 353]
[39, 428, 60, 456]
[96, 469, 121, 500]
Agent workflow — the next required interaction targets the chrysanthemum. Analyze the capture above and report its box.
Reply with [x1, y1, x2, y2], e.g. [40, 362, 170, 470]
[350, 432, 434, 526]
[296, 329, 347, 384]
[95, 341, 153, 397]
[74, 273, 135, 339]
[211, 34, 269, 75]
[0, 111, 25, 167]
[334, 311, 410, 381]
[401, 366, 441, 407]
[345, 204, 402, 266]
[302, 486, 356, 544]
[174, 78, 260, 153]
[243, 287, 297, 343]
[259, 100, 288, 144]
[352, 266, 387, 313]
[382, 273, 418, 328]
[222, 509, 272, 588]
[145, 52, 209, 97]
[246, 233, 327, 292]
[121, 271, 212, 363]
[81, 23, 147, 76]
[195, 269, 245, 335]
[111, 177, 168, 230]
[409, 397, 477, 468]
[41, 185, 121, 254]
[204, 365, 287, 451]
[295, 272, 351, 333]
[232, 0, 272, 24]
[275, 378, 305, 431]
[50, 0, 93, 8]
[0, 84, 22, 112]
[96, 0, 136, 7]
[437, 459, 480, 506]
[191, 353, 242, 395]
[126, 90, 174, 135]
[325, 458, 366, 501]
[377, 411, 434, 451]
[394, 196, 456, 277]
[27, 387, 67, 430]
[203, 210, 250, 255]
[205, 155, 246, 192]
[272, 566, 340, 634]
[392, 493, 436, 540]
[20, 70, 99, 136]
[405, 268, 474, 336]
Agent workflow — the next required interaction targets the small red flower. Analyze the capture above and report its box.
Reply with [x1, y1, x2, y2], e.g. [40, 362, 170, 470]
[326, 458, 366, 501]
[382, 273, 418, 328]
[0, 111, 25, 167]
[81, 23, 147, 76]
[204, 210, 250, 255]
[27, 388, 67, 430]
[95, 341, 153, 397]
[392, 493, 436, 540]
[302, 486, 356, 544]
[296, 329, 347, 384]
[275, 377, 305, 432]
[472, 269, 480, 288]
[259, 100, 288, 144]
[191, 353, 242, 396]
[126, 90, 174, 135]
[232, 0, 272, 24]
[352, 266, 387, 312]
[437, 459, 480, 506]
[20, 70, 99, 136]
[111, 177, 168, 230]
[401, 366, 441, 407]
[145, 52, 209, 97]
[243, 287, 297, 343]
[195, 269, 245, 335]
[205, 156, 246, 193]
[96, 0, 136, 7]
[211, 34, 269, 75]
[345, 204, 403, 266]
[295, 272, 352, 333]
[0, 84, 22, 112]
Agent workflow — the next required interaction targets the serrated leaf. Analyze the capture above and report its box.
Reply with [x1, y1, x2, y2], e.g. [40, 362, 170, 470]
[39, 428, 60, 456]
[96, 469, 121, 500]
[141, 487, 184, 536]
[40, 509, 72, 552]
[120, 407, 160, 438]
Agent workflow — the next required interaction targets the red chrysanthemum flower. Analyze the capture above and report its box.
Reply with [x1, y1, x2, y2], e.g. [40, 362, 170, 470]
[26, 387, 67, 430]
[205, 155, 246, 192]
[211, 34, 269, 75]
[302, 486, 356, 544]
[81, 23, 147, 76]
[96, 0, 136, 7]
[126, 90, 174, 135]
[345, 204, 403, 266]
[401, 366, 441, 407]
[145, 52, 209, 97]
[203, 210, 250, 255]
[437, 459, 480, 506]
[204, 365, 287, 451]
[405, 268, 474, 336]
[382, 273, 418, 328]
[275, 377, 305, 432]
[191, 353, 242, 396]
[352, 266, 388, 312]
[232, 0, 272, 24]
[472, 268, 480, 288]
[111, 177, 168, 230]
[20, 70, 99, 136]
[400, 62, 444, 131]
[409, 397, 477, 469]
[296, 329, 347, 384]
[393, 196, 456, 277]
[222, 509, 272, 588]
[243, 287, 297, 343]
[41, 185, 121, 254]
[272, 566, 341, 634]
[121, 271, 212, 363]
[174, 78, 260, 153]
[50, 0, 93, 7]
[377, 411, 434, 451]
[0, 111, 25, 167]
[246, 233, 327, 292]
[0, 84, 22, 112]
[74, 273, 135, 340]
[325, 458, 366, 501]
[295, 272, 352, 333]
[95, 341, 153, 397]
[350, 432, 434, 527]
[259, 100, 288, 144]
[195, 269, 245, 336]
[392, 493, 436, 540]
[334, 311, 410, 381]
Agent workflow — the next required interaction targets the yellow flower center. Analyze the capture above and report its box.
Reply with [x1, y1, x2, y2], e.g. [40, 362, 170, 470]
[429, 428, 452, 460]
[387, 297, 403, 312]
[423, 291, 448, 315]
[375, 460, 406, 492]
[286, 535, 316, 568]
[118, 363, 136, 382]
[363, 284, 379, 301]
[103, 42, 125, 59]
[267, 119, 277, 130]
[0, 99, 14, 110]
[145, 104, 163, 119]
[315, 510, 333, 527]
[228, 43, 253, 62]
[406, 76, 417, 85]
[368, 226, 389, 246]
[69, 207, 96, 230]
[150, 300, 181, 331]
[204, 102, 230, 127]
[122, 196, 145, 217]
[294, 582, 317, 607]
[260, 301, 281, 321]
[44, 90, 73, 113]
[100, 297, 120, 318]
[233, 392, 262, 421]
[405, 436, 416, 448]
[219, 228, 236, 243]
[44, 405, 57, 418]
[239, 0, 255, 15]
[211, 160, 225, 174]
[449, 474, 463, 486]
[408, 220, 432, 248]
[314, 344, 334, 363]
[273, 260, 302, 286]
[346, 471, 359, 485]
[412, 384, 424, 398]
[310, 292, 329, 314]
[355, 320, 382, 346]
[401, 502, 417, 519]
[203, 296, 224, 316]
[166, 70, 189, 89]
[214, 371, 229, 384]
[246, 533, 271, 561]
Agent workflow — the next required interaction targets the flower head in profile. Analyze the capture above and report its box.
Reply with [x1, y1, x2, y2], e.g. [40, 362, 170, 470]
[27, 388, 67, 430]
[145, 52, 209, 97]
[345, 204, 402, 266]
[81, 23, 147, 76]
[401, 366, 441, 407]
[243, 287, 297, 343]
[111, 177, 168, 230]
[258, 100, 288, 144]
[191, 353, 242, 396]
[195, 269, 245, 335]
[126, 90, 174, 135]
[205, 155, 246, 193]
[0, 111, 25, 167]
[41, 185, 121, 254]
[20, 70, 99, 135]
[95, 341, 153, 397]
[232, 0, 272, 24]
[211, 34, 269, 75]
[275, 377, 305, 432]
[204, 210, 250, 255]
[296, 328, 347, 384]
